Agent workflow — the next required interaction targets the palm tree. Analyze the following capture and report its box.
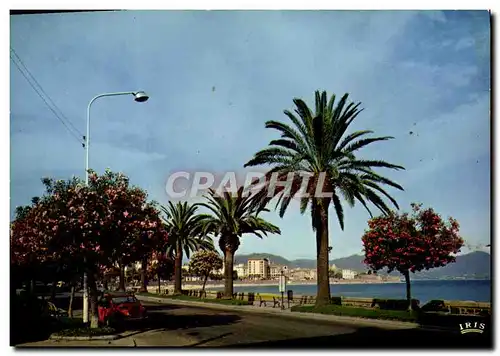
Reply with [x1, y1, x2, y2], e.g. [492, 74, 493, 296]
[244, 91, 404, 306]
[161, 201, 214, 295]
[199, 187, 281, 298]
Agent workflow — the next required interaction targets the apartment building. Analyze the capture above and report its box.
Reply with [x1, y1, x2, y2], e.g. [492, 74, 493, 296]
[247, 258, 269, 279]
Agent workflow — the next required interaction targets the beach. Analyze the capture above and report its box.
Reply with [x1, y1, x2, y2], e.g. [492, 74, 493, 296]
[152, 278, 402, 292]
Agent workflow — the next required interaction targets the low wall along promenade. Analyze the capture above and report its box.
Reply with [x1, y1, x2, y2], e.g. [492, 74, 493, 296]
[141, 286, 491, 316]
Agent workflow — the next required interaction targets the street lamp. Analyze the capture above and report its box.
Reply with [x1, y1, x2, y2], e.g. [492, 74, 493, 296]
[82, 91, 149, 324]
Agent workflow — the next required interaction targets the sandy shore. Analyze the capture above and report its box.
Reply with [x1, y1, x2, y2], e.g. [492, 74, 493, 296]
[149, 279, 401, 292]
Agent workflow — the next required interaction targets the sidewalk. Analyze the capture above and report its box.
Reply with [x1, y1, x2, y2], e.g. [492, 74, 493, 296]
[136, 295, 449, 332]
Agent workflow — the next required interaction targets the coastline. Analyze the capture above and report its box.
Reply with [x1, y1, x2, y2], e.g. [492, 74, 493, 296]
[149, 278, 491, 293]
[157, 279, 403, 291]
[144, 279, 491, 303]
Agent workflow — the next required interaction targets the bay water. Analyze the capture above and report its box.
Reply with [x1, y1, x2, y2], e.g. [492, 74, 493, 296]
[211, 279, 491, 304]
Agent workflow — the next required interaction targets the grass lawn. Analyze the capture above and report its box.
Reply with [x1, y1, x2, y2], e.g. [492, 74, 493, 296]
[137, 292, 252, 306]
[291, 304, 419, 323]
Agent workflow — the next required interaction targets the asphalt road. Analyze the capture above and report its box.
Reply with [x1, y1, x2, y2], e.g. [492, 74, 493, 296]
[130, 302, 491, 348]
[16, 299, 492, 348]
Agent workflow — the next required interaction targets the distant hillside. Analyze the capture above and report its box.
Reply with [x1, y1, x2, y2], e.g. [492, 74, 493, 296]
[234, 253, 290, 266]
[233, 251, 490, 279]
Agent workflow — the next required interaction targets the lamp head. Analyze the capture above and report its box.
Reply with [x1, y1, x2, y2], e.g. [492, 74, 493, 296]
[134, 91, 149, 102]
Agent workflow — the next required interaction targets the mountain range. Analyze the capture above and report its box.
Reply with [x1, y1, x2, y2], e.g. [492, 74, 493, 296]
[233, 251, 491, 279]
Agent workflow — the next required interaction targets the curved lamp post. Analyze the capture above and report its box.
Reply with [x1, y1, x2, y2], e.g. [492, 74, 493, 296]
[82, 91, 149, 323]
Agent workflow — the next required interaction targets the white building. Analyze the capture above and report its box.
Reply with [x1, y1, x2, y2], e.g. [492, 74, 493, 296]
[269, 265, 289, 279]
[342, 269, 357, 280]
[234, 263, 247, 279]
[247, 258, 269, 279]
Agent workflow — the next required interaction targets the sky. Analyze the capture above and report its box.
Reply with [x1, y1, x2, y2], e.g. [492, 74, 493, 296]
[10, 10, 491, 261]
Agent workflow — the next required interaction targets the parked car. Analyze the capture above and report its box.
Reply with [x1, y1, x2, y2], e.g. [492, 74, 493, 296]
[97, 292, 147, 327]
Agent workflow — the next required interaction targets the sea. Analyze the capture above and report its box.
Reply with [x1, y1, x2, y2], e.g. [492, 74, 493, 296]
[210, 279, 491, 304]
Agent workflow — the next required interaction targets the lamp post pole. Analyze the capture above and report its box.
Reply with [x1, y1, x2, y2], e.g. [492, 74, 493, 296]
[82, 91, 149, 324]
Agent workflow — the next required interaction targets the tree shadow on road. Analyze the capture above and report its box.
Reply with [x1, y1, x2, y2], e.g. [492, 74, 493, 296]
[141, 304, 183, 312]
[113, 311, 242, 339]
[220, 327, 493, 349]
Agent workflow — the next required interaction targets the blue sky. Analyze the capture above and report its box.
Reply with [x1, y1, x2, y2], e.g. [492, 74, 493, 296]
[10, 10, 490, 260]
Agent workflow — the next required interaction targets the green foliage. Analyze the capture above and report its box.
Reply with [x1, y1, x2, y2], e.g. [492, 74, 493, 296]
[52, 326, 116, 337]
[200, 187, 281, 253]
[162, 201, 214, 259]
[168, 294, 252, 305]
[148, 253, 175, 280]
[328, 269, 342, 279]
[291, 305, 418, 322]
[199, 187, 280, 297]
[244, 90, 404, 229]
[188, 250, 223, 279]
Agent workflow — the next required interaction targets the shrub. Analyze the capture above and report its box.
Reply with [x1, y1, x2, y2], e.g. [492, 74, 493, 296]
[372, 298, 420, 311]
[329, 296, 342, 305]
[53, 326, 116, 337]
[291, 304, 418, 322]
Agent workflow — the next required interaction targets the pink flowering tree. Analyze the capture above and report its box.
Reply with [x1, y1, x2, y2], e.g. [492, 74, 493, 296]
[10, 170, 168, 328]
[362, 203, 464, 310]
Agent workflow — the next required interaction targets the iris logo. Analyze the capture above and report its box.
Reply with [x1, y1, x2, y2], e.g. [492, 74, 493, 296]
[459, 322, 486, 334]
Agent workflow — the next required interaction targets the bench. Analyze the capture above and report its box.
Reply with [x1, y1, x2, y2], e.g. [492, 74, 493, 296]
[272, 296, 281, 308]
[257, 294, 267, 307]
[248, 293, 255, 305]
[298, 296, 315, 305]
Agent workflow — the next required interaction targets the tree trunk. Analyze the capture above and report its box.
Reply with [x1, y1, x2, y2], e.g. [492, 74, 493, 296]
[315, 200, 331, 307]
[174, 243, 183, 295]
[224, 248, 235, 299]
[139, 256, 148, 293]
[68, 284, 75, 318]
[404, 270, 412, 311]
[118, 261, 126, 291]
[157, 272, 161, 294]
[50, 280, 57, 302]
[87, 272, 99, 328]
[201, 275, 209, 295]
[103, 278, 108, 291]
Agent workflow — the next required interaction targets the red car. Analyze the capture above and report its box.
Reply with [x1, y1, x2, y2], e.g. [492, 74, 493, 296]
[97, 292, 147, 327]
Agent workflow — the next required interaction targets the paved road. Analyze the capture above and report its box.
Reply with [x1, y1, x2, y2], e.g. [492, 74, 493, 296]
[18, 302, 492, 348]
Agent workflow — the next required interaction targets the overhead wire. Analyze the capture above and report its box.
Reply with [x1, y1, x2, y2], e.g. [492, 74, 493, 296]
[10, 47, 84, 146]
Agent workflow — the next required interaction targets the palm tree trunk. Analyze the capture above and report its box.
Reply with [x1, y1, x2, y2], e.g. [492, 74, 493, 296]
[174, 243, 183, 295]
[139, 256, 148, 293]
[67, 284, 75, 318]
[403, 270, 412, 311]
[223, 248, 235, 299]
[118, 261, 126, 291]
[315, 200, 331, 306]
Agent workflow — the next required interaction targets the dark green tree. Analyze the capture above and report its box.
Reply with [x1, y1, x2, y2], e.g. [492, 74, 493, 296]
[162, 201, 214, 295]
[199, 187, 281, 298]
